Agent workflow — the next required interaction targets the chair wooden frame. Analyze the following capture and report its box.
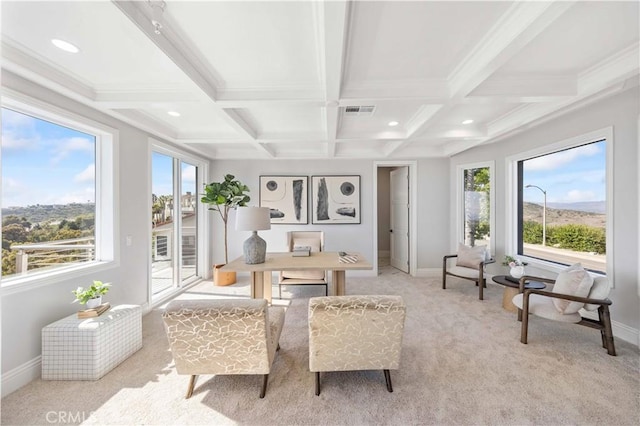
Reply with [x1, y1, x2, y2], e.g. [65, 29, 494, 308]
[516, 276, 616, 356]
[442, 254, 495, 300]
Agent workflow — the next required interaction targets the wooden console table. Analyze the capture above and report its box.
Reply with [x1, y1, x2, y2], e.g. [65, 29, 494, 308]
[222, 252, 372, 303]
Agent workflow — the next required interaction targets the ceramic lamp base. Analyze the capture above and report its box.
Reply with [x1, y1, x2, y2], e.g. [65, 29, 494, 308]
[244, 231, 267, 264]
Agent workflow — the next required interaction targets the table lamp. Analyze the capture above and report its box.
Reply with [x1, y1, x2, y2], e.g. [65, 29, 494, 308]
[235, 206, 271, 264]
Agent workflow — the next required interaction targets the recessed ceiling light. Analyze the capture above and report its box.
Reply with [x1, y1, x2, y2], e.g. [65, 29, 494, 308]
[462, 119, 474, 125]
[167, 111, 181, 117]
[388, 121, 399, 127]
[51, 39, 79, 53]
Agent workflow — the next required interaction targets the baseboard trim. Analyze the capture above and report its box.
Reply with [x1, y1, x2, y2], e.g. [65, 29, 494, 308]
[2, 355, 41, 398]
[415, 268, 441, 277]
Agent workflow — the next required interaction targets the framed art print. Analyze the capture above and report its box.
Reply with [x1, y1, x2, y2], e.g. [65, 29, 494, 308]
[311, 175, 360, 224]
[259, 176, 308, 224]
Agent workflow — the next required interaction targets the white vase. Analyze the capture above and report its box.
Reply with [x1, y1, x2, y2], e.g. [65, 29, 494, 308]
[510, 266, 525, 279]
[86, 296, 102, 309]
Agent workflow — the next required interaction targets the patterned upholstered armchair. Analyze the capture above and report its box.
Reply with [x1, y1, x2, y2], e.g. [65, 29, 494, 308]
[162, 299, 285, 399]
[308, 295, 406, 395]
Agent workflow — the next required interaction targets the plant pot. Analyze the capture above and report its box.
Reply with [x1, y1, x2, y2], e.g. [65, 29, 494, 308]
[213, 264, 236, 286]
[86, 296, 102, 309]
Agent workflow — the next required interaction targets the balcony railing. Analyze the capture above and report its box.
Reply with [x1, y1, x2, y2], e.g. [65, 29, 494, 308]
[10, 237, 95, 274]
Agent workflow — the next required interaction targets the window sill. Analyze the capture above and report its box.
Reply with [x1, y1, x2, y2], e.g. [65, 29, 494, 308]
[0, 261, 118, 296]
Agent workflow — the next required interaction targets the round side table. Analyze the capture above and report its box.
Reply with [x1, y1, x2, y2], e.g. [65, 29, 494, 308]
[491, 275, 546, 312]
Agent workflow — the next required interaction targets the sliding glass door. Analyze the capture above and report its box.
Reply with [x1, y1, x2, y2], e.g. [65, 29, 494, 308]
[151, 150, 201, 300]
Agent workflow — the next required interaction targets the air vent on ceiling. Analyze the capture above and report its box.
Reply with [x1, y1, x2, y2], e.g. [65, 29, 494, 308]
[343, 105, 376, 116]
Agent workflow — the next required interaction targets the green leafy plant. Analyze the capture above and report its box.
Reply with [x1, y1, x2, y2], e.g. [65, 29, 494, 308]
[502, 255, 526, 267]
[72, 280, 111, 304]
[201, 174, 250, 264]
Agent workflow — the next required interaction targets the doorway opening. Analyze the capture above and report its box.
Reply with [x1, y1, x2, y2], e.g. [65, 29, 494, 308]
[373, 161, 417, 276]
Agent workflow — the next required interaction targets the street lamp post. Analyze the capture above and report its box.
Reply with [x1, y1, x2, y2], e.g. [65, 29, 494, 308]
[525, 184, 546, 246]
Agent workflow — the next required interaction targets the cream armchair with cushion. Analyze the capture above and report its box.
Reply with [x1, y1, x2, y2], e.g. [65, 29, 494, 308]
[278, 231, 327, 298]
[308, 295, 406, 395]
[442, 243, 495, 300]
[162, 299, 285, 399]
[512, 264, 615, 356]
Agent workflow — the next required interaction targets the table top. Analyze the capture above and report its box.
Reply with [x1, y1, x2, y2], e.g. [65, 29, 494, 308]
[221, 251, 373, 272]
[492, 275, 546, 290]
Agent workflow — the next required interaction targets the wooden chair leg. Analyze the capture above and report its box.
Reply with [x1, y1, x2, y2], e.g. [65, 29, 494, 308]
[315, 372, 321, 396]
[383, 369, 393, 393]
[186, 375, 198, 399]
[599, 305, 616, 356]
[520, 293, 530, 344]
[260, 374, 269, 398]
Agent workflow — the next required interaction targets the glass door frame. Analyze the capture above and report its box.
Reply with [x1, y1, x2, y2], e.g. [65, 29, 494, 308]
[149, 140, 208, 304]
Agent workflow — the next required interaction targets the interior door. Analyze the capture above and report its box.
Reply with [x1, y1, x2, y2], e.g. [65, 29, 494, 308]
[390, 167, 410, 273]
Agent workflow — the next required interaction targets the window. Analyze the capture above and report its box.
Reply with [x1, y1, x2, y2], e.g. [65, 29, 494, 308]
[1, 102, 115, 286]
[512, 130, 610, 275]
[457, 162, 494, 254]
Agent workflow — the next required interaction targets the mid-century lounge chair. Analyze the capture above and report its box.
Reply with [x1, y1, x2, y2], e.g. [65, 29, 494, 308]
[512, 264, 615, 356]
[442, 243, 495, 300]
[162, 298, 285, 398]
[278, 231, 328, 298]
[308, 295, 406, 395]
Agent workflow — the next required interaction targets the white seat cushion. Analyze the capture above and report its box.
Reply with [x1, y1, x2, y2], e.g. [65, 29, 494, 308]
[512, 293, 581, 323]
[447, 265, 481, 280]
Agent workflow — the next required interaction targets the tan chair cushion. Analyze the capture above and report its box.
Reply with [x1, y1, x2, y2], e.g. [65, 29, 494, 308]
[446, 265, 482, 280]
[552, 263, 594, 314]
[308, 295, 406, 372]
[584, 276, 610, 311]
[455, 243, 486, 270]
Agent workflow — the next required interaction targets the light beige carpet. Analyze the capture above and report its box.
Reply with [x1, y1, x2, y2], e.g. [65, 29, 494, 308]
[2, 266, 639, 425]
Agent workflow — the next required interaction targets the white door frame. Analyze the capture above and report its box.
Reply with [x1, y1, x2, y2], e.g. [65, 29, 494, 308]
[373, 161, 418, 276]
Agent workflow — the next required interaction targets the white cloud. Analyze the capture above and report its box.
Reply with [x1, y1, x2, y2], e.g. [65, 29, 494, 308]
[50, 137, 95, 164]
[57, 188, 95, 204]
[565, 189, 597, 202]
[525, 143, 600, 171]
[74, 164, 95, 183]
[2, 108, 36, 129]
[182, 165, 196, 184]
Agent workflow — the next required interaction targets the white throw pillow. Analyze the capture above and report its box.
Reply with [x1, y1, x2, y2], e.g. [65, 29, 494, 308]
[455, 243, 486, 270]
[552, 263, 594, 314]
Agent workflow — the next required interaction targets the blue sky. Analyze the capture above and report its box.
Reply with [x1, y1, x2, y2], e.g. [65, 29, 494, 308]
[152, 152, 197, 199]
[2, 108, 95, 208]
[523, 140, 606, 204]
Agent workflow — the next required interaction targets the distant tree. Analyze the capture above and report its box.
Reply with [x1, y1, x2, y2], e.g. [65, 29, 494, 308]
[2, 223, 28, 243]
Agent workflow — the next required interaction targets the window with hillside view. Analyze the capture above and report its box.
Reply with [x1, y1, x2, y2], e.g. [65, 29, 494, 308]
[518, 139, 607, 274]
[1, 107, 97, 280]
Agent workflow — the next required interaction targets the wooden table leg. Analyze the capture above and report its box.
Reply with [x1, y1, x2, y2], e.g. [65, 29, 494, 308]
[332, 270, 346, 296]
[251, 271, 272, 303]
[502, 287, 519, 313]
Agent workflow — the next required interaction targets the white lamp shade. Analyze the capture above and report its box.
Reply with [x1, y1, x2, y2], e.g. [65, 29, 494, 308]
[235, 206, 271, 231]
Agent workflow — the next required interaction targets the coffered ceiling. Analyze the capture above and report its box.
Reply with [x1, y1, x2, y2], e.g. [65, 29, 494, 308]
[2, 1, 638, 159]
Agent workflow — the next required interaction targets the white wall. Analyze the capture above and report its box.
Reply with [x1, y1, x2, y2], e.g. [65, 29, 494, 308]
[450, 87, 640, 337]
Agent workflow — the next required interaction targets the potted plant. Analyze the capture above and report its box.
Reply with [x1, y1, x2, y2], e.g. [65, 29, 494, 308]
[201, 174, 251, 285]
[72, 280, 111, 309]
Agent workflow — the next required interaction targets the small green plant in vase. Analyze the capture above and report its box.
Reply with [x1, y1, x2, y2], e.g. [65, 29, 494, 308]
[72, 281, 111, 309]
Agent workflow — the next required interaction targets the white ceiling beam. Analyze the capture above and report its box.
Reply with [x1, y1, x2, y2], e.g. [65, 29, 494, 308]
[447, 1, 577, 99]
[1, 40, 95, 100]
[469, 75, 577, 98]
[341, 79, 449, 100]
[112, 0, 219, 100]
[112, 0, 264, 149]
[387, 0, 576, 157]
[315, 0, 349, 157]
